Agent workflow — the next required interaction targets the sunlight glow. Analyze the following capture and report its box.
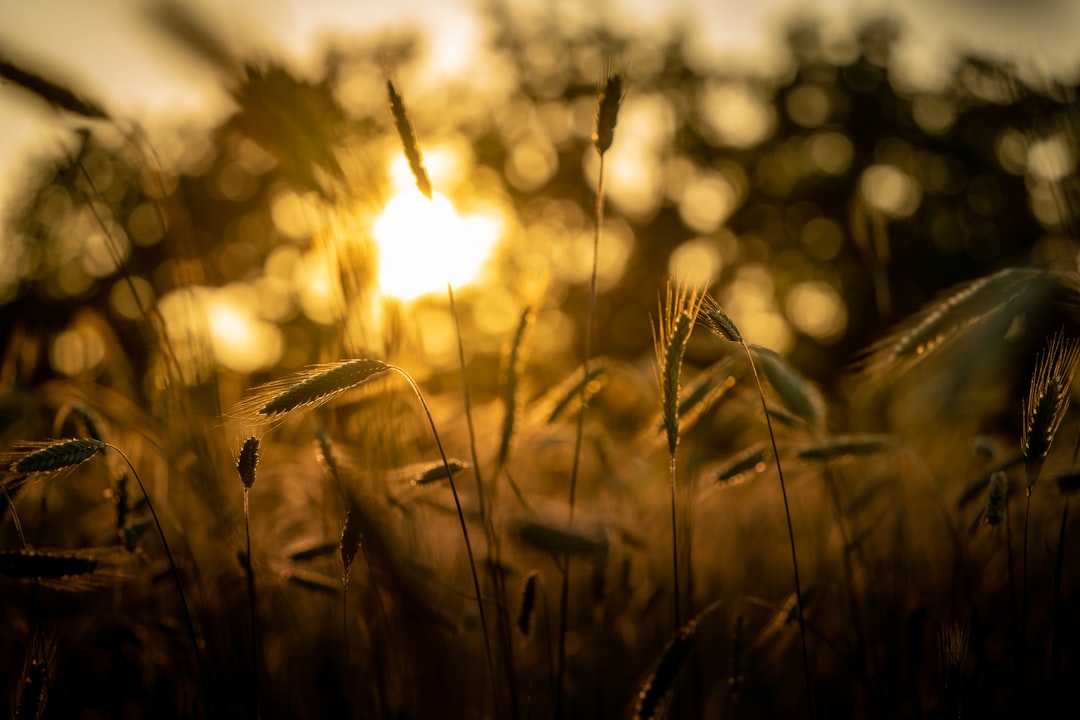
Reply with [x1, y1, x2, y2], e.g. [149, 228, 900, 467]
[206, 292, 284, 373]
[372, 190, 499, 301]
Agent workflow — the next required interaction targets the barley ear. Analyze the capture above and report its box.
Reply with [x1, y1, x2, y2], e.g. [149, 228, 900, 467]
[1021, 330, 1080, 490]
[237, 436, 260, 490]
[386, 78, 432, 199]
[314, 425, 340, 482]
[630, 602, 719, 720]
[340, 505, 362, 586]
[593, 64, 623, 156]
[652, 279, 705, 456]
[518, 570, 540, 636]
[984, 471, 1007, 527]
[698, 294, 742, 344]
[498, 307, 534, 470]
[6, 439, 106, 475]
[234, 359, 391, 420]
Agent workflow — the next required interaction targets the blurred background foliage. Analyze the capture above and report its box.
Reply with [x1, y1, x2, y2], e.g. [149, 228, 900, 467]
[1, 0, 1077, 419]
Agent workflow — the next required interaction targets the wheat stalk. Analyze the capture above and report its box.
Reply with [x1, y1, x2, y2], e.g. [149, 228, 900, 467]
[382, 69, 512, 714]
[339, 502, 361, 667]
[1019, 330, 1080, 666]
[1021, 330, 1080, 485]
[5, 439, 211, 712]
[387, 365, 498, 713]
[698, 294, 816, 718]
[236, 436, 261, 719]
[558, 62, 624, 719]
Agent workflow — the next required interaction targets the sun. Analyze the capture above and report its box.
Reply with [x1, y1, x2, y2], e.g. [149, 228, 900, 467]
[372, 189, 499, 301]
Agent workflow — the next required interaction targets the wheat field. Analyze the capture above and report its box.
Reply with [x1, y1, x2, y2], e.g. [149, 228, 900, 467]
[2, 4, 1080, 719]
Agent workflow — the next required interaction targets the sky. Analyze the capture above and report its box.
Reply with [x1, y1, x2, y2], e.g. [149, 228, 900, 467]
[3, 0, 1080, 211]
[0, 0, 804, 211]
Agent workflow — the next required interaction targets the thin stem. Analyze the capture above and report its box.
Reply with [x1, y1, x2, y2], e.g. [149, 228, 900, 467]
[1051, 499, 1068, 681]
[1005, 484, 1020, 677]
[388, 366, 499, 717]
[1, 485, 27, 548]
[343, 581, 350, 668]
[360, 543, 396, 678]
[1022, 485, 1033, 669]
[669, 454, 684, 720]
[739, 344, 815, 719]
[447, 282, 518, 720]
[821, 464, 874, 700]
[243, 489, 259, 720]
[670, 455, 681, 632]
[557, 150, 606, 720]
[105, 444, 212, 719]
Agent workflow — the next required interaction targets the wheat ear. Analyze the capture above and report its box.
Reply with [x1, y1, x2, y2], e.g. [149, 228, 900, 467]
[518, 570, 540, 637]
[651, 278, 705, 634]
[4, 438, 105, 475]
[385, 78, 432, 199]
[0, 548, 125, 591]
[235, 359, 391, 420]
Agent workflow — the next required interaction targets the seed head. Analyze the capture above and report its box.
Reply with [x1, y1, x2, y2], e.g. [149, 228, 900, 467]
[518, 570, 540, 636]
[984, 471, 1007, 527]
[593, 67, 623, 155]
[237, 436, 260, 490]
[1021, 331, 1080, 467]
[698, 294, 742, 344]
[8, 439, 105, 475]
[652, 279, 705, 456]
[387, 79, 432, 199]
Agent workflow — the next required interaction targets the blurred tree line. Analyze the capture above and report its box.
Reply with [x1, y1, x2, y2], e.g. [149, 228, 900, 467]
[0, 1, 1075, 414]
